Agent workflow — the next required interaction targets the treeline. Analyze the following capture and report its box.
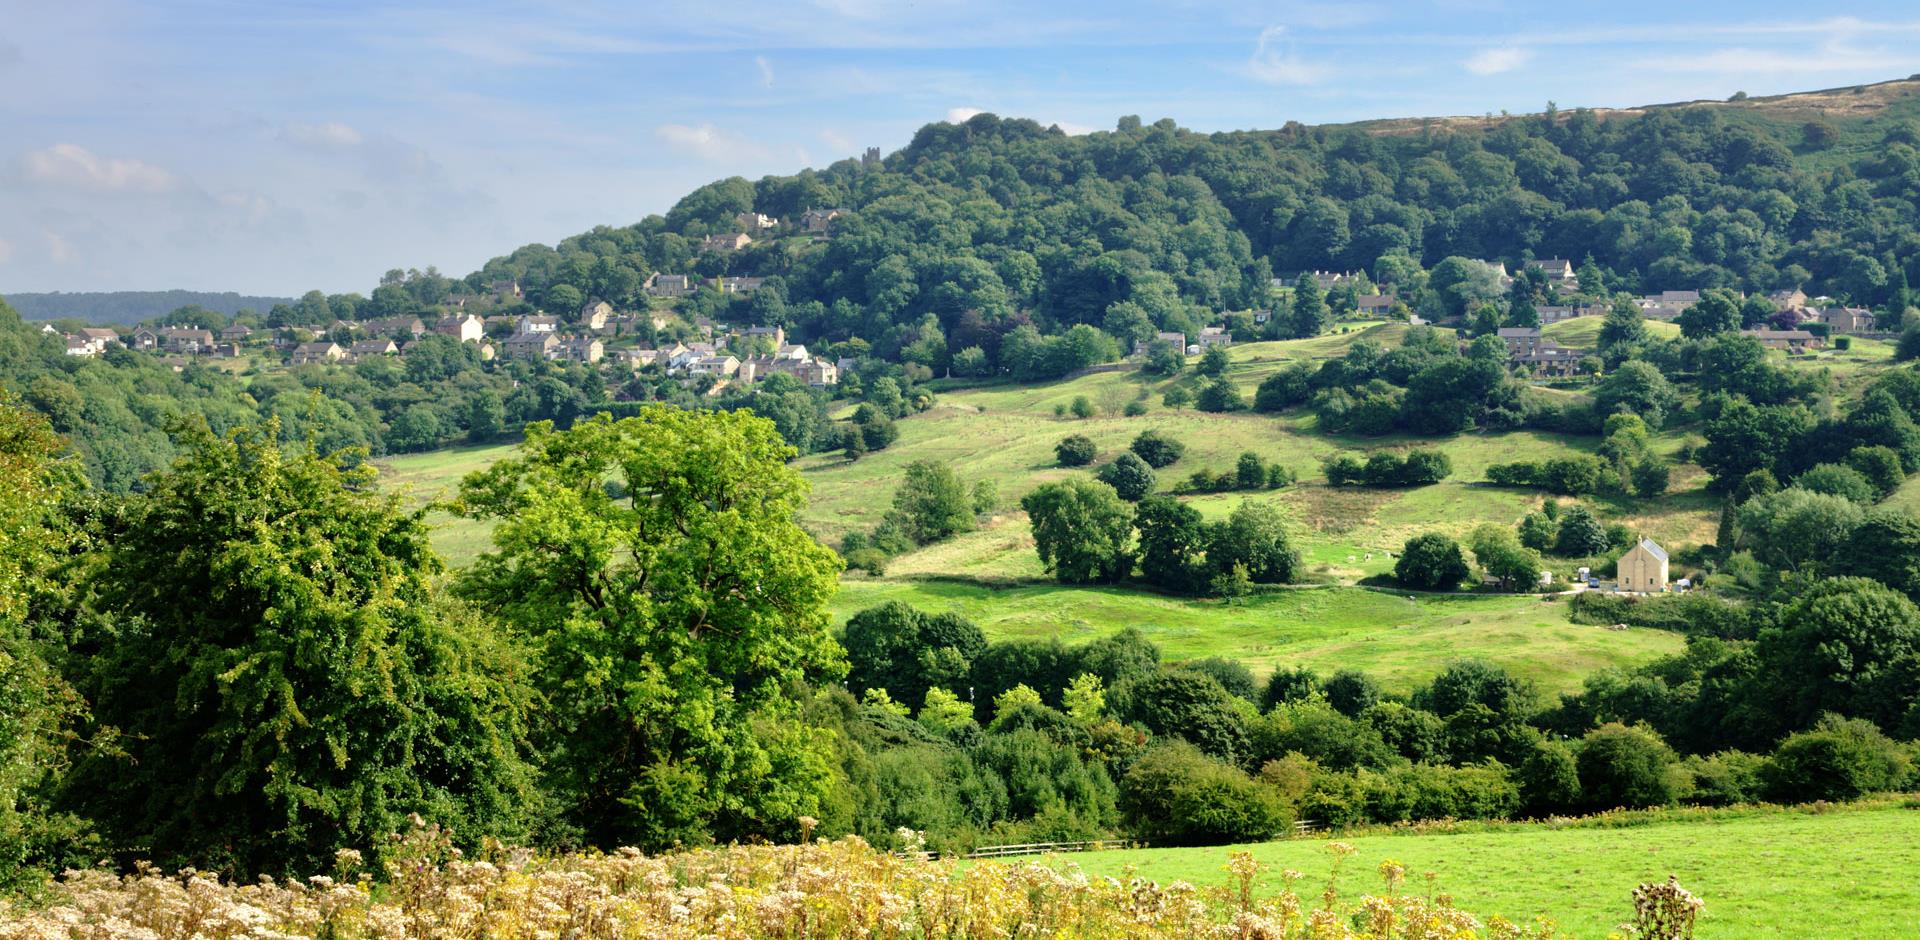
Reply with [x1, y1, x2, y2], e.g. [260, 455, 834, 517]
[5, 290, 294, 325]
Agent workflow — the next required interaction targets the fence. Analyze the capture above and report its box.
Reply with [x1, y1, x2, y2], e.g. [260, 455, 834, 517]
[964, 839, 1133, 859]
[962, 822, 1320, 860]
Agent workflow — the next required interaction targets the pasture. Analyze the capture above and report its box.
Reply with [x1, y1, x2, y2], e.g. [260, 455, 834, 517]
[1059, 803, 1920, 939]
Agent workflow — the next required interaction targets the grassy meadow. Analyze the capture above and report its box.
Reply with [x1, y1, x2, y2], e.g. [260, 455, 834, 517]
[375, 322, 1727, 691]
[1057, 804, 1920, 939]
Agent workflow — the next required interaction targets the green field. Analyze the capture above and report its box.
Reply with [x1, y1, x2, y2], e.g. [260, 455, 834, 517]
[1055, 804, 1920, 939]
[832, 577, 1681, 695]
[1542, 314, 1681, 348]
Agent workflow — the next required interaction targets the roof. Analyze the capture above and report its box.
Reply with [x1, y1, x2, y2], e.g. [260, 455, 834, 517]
[1746, 328, 1816, 340]
[1633, 538, 1669, 562]
[1496, 327, 1542, 338]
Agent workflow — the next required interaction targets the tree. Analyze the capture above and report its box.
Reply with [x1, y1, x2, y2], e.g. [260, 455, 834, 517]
[1114, 672, 1251, 763]
[1129, 429, 1186, 468]
[1677, 288, 1741, 339]
[1118, 742, 1287, 846]
[1847, 446, 1906, 499]
[1396, 532, 1470, 591]
[1838, 509, 1920, 599]
[1592, 361, 1678, 428]
[1469, 524, 1543, 589]
[1205, 501, 1300, 584]
[1069, 395, 1095, 419]
[1161, 385, 1193, 410]
[1552, 505, 1611, 556]
[1196, 344, 1230, 376]
[842, 602, 987, 709]
[1760, 716, 1912, 803]
[1021, 479, 1134, 584]
[887, 459, 976, 544]
[0, 399, 86, 889]
[1756, 577, 1920, 733]
[1736, 488, 1864, 570]
[1254, 363, 1313, 412]
[1055, 434, 1098, 467]
[1096, 452, 1156, 501]
[1262, 666, 1320, 709]
[1194, 377, 1245, 412]
[453, 409, 844, 851]
[466, 389, 506, 444]
[1132, 496, 1207, 592]
[69, 422, 538, 876]
[1576, 724, 1678, 810]
[1793, 463, 1876, 503]
[1235, 451, 1267, 489]
[1322, 670, 1382, 717]
[1289, 273, 1329, 337]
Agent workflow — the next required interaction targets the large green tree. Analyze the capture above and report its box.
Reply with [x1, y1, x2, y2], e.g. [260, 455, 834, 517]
[1022, 479, 1134, 584]
[455, 408, 845, 850]
[67, 422, 539, 876]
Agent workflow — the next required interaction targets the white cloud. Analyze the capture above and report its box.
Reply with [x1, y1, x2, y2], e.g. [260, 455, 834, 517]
[19, 144, 182, 194]
[283, 121, 365, 148]
[1051, 120, 1097, 136]
[755, 55, 774, 88]
[653, 123, 766, 161]
[946, 106, 986, 123]
[1464, 46, 1532, 76]
[1634, 44, 1912, 75]
[0, 238, 12, 264]
[44, 231, 76, 265]
[1244, 26, 1327, 85]
[818, 128, 855, 153]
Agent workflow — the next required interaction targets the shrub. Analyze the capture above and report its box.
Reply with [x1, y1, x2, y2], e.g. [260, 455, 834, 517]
[1684, 750, 1765, 807]
[1761, 716, 1913, 803]
[1069, 396, 1095, 419]
[1054, 434, 1098, 467]
[1262, 666, 1319, 710]
[1178, 657, 1259, 701]
[1364, 762, 1520, 823]
[1096, 452, 1156, 501]
[1118, 742, 1289, 846]
[1122, 399, 1148, 417]
[1130, 429, 1186, 468]
[1793, 462, 1877, 503]
[1113, 671, 1250, 763]
[1395, 533, 1472, 589]
[1194, 377, 1245, 412]
[1322, 670, 1382, 717]
[1577, 723, 1680, 810]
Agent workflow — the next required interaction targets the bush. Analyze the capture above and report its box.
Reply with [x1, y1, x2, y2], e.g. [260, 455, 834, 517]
[1684, 750, 1764, 807]
[1486, 455, 1611, 495]
[1364, 762, 1520, 824]
[1122, 399, 1148, 417]
[1130, 429, 1186, 468]
[1070, 396, 1095, 419]
[1113, 671, 1250, 762]
[1396, 532, 1470, 591]
[1760, 716, 1913, 803]
[1321, 670, 1382, 717]
[1793, 463, 1878, 503]
[1194, 377, 1245, 412]
[1254, 363, 1313, 412]
[1326, 449, 1451, 487]
[1262, 666, 1319, 710]
[1118, 742, 1289, 846]
[1178, 657, 1259, 701]
[1577, 723, 1680, 810]
[1054, 434, 1098, 467]
[1096, 452, 1156, 501]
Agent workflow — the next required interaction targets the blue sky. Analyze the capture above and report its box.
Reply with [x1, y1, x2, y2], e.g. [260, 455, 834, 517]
[5, 1, 1920, 297]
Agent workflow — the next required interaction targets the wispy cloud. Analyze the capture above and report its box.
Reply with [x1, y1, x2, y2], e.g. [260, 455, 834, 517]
[282, 121, 365, 149]
[1631, 42, 1915, 75]
[755, 55, 775, 88]
[44, 231, 77, 265]
[1464, 46, 1532, 76]
[653, 123, 767, 161]
[0, 238, 13, 264]
[17, 144, 182, 194]
[1243, 26, 1326, 85]
[946, 106, 986, 123]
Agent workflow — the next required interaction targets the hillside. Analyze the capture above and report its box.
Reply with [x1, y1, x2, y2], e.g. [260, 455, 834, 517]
[4, 289, 295, 324]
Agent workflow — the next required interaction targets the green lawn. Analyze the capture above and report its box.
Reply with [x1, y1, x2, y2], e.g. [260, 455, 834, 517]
[1542, 315, 1681, 348]
[1051, 804, 1920, 939]
[831, 577, 1681, 695]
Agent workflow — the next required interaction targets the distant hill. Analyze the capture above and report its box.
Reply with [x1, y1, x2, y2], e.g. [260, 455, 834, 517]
[1, 290, 295, 325]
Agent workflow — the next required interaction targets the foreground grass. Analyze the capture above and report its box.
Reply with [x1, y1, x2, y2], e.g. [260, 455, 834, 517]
[1061, 803, 1920, 939]
[831, 577, 1682, 695]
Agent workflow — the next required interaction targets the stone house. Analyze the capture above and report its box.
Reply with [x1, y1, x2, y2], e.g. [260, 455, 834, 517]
[1618, 539, 1670, 593]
